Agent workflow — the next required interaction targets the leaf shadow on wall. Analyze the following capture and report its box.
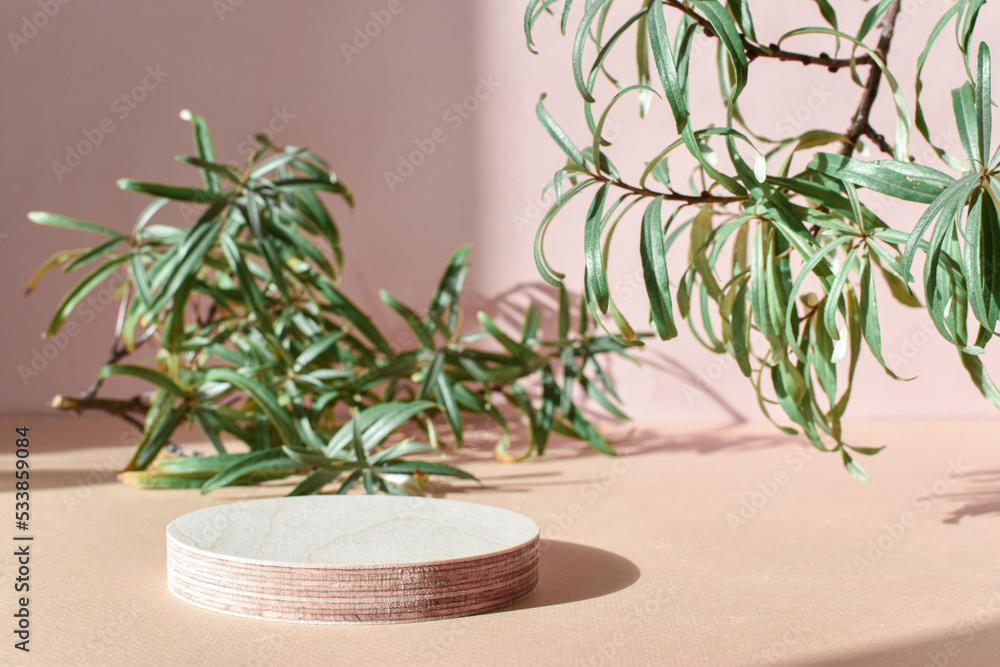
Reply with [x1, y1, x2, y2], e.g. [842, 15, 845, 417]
[465, 280, 751, 425]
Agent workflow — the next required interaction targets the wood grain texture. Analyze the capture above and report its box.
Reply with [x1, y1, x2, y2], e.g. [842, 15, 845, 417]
[165, 496, 540, 624]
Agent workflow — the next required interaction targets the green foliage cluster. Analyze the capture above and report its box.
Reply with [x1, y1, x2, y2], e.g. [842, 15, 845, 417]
[29, 112, 632, 494]
[525, 0, 1000, 479]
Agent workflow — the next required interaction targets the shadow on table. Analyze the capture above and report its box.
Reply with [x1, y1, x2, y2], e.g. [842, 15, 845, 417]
[503, 540, 640, 612]
[786, 621, 1000, 667]
[440, 423, 799, 467]
[937, 467, 1000, 523]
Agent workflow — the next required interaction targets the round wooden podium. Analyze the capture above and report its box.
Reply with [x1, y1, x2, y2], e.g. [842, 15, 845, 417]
[166, 496, 540, 624]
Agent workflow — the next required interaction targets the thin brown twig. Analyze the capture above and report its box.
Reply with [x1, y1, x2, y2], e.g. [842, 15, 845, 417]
[50, 394, 149, 430]
[746, 44, 872, 71]
[662, 0, 872, 71]
[592, 172, 748, 205]
[862, 124, 896, 158]
[840, 2, 902, 157]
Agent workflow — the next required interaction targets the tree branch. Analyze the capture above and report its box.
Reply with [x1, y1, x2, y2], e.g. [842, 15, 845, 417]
[51, 394, 149, 430]
[746, 44, 872, 71]
[663, 0, 872, 71]
[840, 2, 902, 157]
[862, 125, 896, 158]
[591, 172, 748, 205]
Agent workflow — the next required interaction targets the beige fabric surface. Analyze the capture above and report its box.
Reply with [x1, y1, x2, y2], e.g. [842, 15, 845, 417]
[1, 415, 998, 666]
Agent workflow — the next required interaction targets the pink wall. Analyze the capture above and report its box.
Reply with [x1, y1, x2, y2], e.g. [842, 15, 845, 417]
[2, 0, 998, 426]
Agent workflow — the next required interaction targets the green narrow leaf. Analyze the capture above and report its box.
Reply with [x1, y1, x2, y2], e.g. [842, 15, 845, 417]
[204, 368, 299, 449]
[98, 364, 185, 396]
[579, 375, 628, 420]
[841, 448, 870, 482]
[131, 402, 191, 470]
[690, 0, 749, 101]
[201, 449, 295, 494]
[560, 0, 574, 35]
[914, 3, 967, 172]
[860, 258, 904, 379]
[537, 367, 559, 455]
[520, 302, 542, 343]
[192, 411, 227, 455]
[730, 279, 752, 377]
[690, 204, 722, 299]
[60, 237, 122, 273]
[964, 189, 991, 329]
[427, 244, 471, 333]
[640, 197, 678, 340]
[248, 148, 307, 179]
[810, 0, 837, 30]
[179, 110, 221, 193]
[566, 405, 617, 456]
[536, 94, 586, 166]
[901, 174, 978, 278]
[646, 0, 689, 131]
[571, 0, 609, 103]
[584, 183, 611, 313]
[435, 372, 463, 447]
[293, 330, 347, 372]
[976, 42, 992, 167]
[377, 461, 477, 481]
[560, 347, 577, 416]
[325, 401, 437, 457]
[44, 257, 127, 338]
[28, 211, 127, 239]
[809, 154, 953, 204]
[824, 246, 859, 340]
[381, 290, 435, 348]
[25, 248, 87, 295]
[960, 349, 1000, 410]
[117, 179, 215, 204]
[419, 351, 445, 401]
[557, 285, 571, 340]
[477, 311, 539, 360]
[289, 469, 339, 496]
[730, 0, 758, 41]
[636, 3, 653, 117]
[953, 83, 980, 166]
[856, 0, 897, 42]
